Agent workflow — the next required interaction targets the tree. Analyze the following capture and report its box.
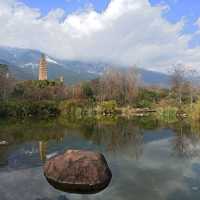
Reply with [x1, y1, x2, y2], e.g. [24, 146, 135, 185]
[170, 64, 186, 105]
[98, 67, 139, 105]
[186, 68, 197, 109]
[81, 82, 94, 100]
[12, 80, 67, 101]
[0, 64, 15, 101]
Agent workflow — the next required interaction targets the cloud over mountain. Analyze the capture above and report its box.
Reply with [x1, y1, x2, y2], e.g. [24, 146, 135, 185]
[0, 0, 200, 72]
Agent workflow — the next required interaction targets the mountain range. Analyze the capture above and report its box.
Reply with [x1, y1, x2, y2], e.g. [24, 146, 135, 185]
[0, 46, 170, 86]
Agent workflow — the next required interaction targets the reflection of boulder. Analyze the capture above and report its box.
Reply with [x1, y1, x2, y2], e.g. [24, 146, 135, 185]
[0, 146, 9, 167]
[44, 149, 112, 194]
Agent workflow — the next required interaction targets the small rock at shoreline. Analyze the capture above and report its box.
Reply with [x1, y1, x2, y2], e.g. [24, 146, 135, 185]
[43, 149, 112, 194]
[0, 141, 8, 145]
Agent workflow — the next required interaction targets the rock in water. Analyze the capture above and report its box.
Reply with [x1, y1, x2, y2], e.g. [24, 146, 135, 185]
[0, 141, 8, 145]
[43, 149, 112, 194]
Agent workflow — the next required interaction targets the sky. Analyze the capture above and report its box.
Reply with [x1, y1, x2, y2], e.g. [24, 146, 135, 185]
[20, 0, 200, 36]
[1, 0, 200, 72]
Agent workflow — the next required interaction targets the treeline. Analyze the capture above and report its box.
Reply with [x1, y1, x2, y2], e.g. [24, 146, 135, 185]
[0, 64, 199, 120]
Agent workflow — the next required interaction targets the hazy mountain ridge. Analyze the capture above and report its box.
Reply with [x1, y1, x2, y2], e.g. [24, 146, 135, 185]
[0, 46, 170, 85]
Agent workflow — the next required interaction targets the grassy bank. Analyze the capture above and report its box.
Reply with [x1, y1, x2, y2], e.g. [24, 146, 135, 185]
[1, 97, 200, 127]
[0, 100, 59, 119]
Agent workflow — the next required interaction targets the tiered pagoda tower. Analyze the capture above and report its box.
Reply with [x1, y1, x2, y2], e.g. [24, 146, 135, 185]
[39, 54, 48, 80]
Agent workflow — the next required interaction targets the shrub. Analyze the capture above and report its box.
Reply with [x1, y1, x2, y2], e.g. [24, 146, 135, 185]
[156, 106, 178, 123]
[135, 99, 152, 108]
[134, 88, 161, 108]
[189, 100, 200, 121]
[81, 82, 94, 100]
[96, 100, 117, 115]
[0, 101, 59, 119]
[58, 100, 91, 118]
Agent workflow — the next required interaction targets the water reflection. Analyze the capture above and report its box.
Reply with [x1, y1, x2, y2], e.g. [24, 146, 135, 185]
[172, 122, 200, 158]
[1, 118, 200, 164]
[39, 141, 47, 162]
[0, 146, 9, 167]
[77, 120, 144, 159]
[36, 195, 70, 200]
[1, 118, 200, 199]
[0, 118, 146, 164]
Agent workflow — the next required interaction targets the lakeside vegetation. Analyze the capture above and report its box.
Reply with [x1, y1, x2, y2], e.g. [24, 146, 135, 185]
[0, 63, 199, 124]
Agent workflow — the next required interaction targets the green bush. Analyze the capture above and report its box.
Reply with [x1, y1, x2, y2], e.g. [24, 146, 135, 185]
[59, 100, 91, 118]
[81, 82, 94, 100]
[29, 80, 61, 88]
[96, 100, 117, 115]
[156, 106, 178, 123]
[134, 88, 161, 108]
[189, 100, 200, 121]
[0, 64, 8, 74]
[0, 101, 59, 119]
[136, 99, 152, 108]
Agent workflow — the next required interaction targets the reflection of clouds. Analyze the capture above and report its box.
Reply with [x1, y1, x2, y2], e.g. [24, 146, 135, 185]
[0, 167, 64, 200]
[2, 124, 200, 199]
[105, 138, 189, 200]
[105, 137, 200, 200]
[7, 143, 42, 170]
[172, 135, 200, 159]
[36, 195, 70, 200]
[1, 137, 200, 200]
[141, 138, 199, 179]
[0, 166, 107, 200]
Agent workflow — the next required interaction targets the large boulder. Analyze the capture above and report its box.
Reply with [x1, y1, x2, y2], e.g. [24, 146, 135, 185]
[43, 149, 112, 194]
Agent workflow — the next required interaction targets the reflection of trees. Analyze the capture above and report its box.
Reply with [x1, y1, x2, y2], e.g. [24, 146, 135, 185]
[59, 117, 146, 159]
[0, 146, 9, 167]
[132, 117, 159, 130]
[0, 117, 157, 162]
[78, 119, 144, 159]
[38, 141, 47, 162]
[0, 120, 65, 144]
[0, 120, 65, 168]
[172, 122, 200, 158]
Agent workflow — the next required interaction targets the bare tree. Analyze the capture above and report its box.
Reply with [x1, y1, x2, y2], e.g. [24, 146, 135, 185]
[170, 64, 186, 105]
[187, 68, 197, 109]
[0, 64, 15, 101]
[98, 66, 139, 105]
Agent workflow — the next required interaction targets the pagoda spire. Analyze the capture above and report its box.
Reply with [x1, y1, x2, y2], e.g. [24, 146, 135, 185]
[39, 54, 48, 80]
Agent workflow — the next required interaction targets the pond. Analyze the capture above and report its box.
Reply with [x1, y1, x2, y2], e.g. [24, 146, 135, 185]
[1, 117, 200, 200]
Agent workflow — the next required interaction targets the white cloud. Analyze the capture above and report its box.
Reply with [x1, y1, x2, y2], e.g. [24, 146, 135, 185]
[0, 0, 200, 72]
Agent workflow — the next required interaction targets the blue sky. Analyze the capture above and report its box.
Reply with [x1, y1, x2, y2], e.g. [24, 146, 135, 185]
[21, 0, 110, 15]
[150, 0, 200, 47]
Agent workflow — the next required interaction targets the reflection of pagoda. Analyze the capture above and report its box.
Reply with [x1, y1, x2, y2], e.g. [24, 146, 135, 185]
[38, 141, 47, 162]
[39, 54, 48, 80]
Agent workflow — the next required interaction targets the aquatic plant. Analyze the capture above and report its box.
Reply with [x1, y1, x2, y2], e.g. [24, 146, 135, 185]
[156, 106, 178, 123]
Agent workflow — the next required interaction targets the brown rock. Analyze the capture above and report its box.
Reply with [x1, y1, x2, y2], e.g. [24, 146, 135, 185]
[43, 149, 112, 194]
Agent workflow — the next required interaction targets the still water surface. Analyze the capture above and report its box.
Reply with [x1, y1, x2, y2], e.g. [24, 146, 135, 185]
[0, 118, 200, 200]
